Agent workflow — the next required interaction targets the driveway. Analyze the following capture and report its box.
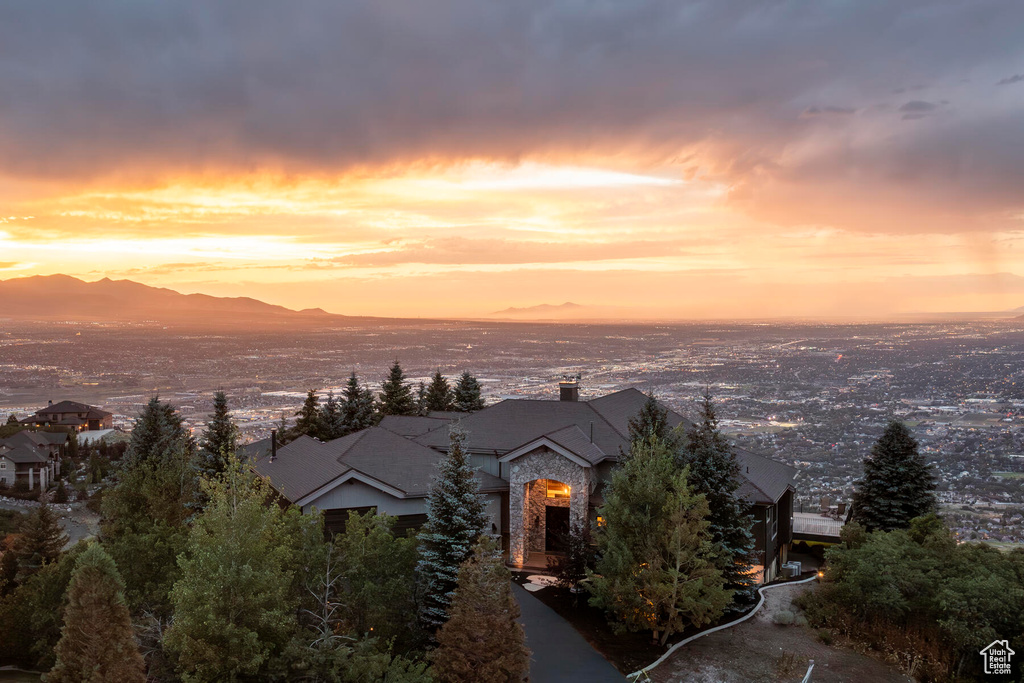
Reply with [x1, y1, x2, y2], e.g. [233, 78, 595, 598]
[513, 583, 626, 683]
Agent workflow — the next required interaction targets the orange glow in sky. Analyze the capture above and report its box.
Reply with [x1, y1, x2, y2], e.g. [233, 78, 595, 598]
[1, 3, 1023, 319]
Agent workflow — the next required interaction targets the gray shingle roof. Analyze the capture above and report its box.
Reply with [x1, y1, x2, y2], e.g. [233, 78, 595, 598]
[378, 415, 454, 438]
[252, 427, 508, 504]
[735, 448, 798, 504]
[1, 446, 48, 464]
[540, 425, 608, 465]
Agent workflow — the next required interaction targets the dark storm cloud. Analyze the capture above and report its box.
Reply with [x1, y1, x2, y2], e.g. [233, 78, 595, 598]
[0, 1, 1022, 224]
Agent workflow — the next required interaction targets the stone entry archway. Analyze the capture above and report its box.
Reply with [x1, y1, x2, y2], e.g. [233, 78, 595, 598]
[507, 446, 593, 566]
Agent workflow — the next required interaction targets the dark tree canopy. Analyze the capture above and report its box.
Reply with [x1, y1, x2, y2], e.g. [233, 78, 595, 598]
[379, 361, 417, 416]
[453, 371, 485, 412]
[627, 394, 673, 448]
[293, 389, 323, 439]
[12, 505, 68, 582]
[318, 391, 346, 441]
[127, 396, 193, 464]
[677, 390, 756, 597]
[851, 420, 937, 532]
[197, 391, 238, 478]
[340, 372, 378, 435]
[425, 370, 455, 412]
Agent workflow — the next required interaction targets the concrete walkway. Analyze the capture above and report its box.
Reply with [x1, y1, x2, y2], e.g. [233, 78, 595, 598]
[513, 583, 626, 683]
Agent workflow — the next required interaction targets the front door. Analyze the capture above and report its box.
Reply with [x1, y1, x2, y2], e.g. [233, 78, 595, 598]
[545, 505, 570, 553]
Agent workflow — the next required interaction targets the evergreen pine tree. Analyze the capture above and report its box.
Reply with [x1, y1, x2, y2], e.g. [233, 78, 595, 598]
[425, 370, 455, 412]
[416, 381, 428, 416]
[676, 390, 756, 598]
[453, 371, 485, 412]
[379, 361, 417, 416]
[197, 391, 238, 478]
[293, 389, 323, 438]
[851, 419, 937, 532]
[628, 394, 672, 445]
[589, 438, 730, 644]
[13, 504, 68, 581]
[318, 391, 345, 441]
[340, 372, 378, 435]
[417, 427, 487, 631]
[5, 414, 17, 425]
[431, 536, 529, 683]
[47, 543, 146, 683]
[127, 396, 193, 464]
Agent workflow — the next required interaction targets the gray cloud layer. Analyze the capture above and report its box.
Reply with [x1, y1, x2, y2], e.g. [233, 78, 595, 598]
[1, 1, 1022, 227]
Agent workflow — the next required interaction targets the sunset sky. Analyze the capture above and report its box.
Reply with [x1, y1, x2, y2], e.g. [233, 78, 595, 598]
[2, 2, 1023, 319]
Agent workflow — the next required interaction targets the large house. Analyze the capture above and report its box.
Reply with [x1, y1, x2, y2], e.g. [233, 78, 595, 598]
[0, 430, 67, 490]
[21, 400, 113, 432]
[250, 383, 798, 582]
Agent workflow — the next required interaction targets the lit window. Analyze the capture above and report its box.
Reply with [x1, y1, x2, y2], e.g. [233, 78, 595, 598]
[546, 480, 570, 499]
[596, 516, 605, 527]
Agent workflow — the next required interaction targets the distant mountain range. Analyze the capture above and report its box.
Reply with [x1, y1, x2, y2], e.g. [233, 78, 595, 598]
[491, 302, 585, 317]
[0, 275, 349, 327]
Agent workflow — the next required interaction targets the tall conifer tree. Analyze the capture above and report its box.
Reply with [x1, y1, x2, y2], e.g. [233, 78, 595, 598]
[47, 543, 145, 683]
[197, 391, 238, 478]
[425, 370, 455, 412]
[676, 390, 756, 598]
[417, 427, 487, 631]
[318, 391, 345, 441]
[852, 419, 937, 532]
[293, 389, 323, 438]
[340, 372, 377, 434]
[453, 371, 485, 412]
[12, 504, 68, 582]
[431, 536, 529, 683]
[379, 361, 417, 416]
[127, 396, 193, 464]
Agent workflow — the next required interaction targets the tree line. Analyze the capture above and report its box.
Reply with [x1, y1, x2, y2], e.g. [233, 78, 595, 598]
[797, 419, 1023, 682]
[284, 363, 485, 444]
[0, 393, 525, 682]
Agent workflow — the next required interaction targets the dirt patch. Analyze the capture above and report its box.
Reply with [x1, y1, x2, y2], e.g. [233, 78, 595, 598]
[650, 583, 914, 683]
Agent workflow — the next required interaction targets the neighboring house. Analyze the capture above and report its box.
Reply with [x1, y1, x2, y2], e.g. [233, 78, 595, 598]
[250, 383, 798, 582]
[21, 400, 113, 432]
[0, 429, 67, 489]
[0, 445, 50, 490]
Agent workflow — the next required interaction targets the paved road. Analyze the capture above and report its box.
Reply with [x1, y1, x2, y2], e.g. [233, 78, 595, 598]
[513, 583, 626, 683]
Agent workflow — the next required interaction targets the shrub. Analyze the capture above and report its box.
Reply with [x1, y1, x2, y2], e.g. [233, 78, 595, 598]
[85, 488, 105, 515]
[773, 610, 794, 626]
[52, 482, 69, 504]
[817, 629, 833, 646]
[794, 615, 809, 628]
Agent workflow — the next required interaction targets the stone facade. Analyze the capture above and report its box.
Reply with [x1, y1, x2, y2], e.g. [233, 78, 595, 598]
[507, 445, 595, 565]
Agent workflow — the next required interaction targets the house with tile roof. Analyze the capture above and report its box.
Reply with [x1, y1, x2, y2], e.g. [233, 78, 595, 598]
[250, 382, 798, 582]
